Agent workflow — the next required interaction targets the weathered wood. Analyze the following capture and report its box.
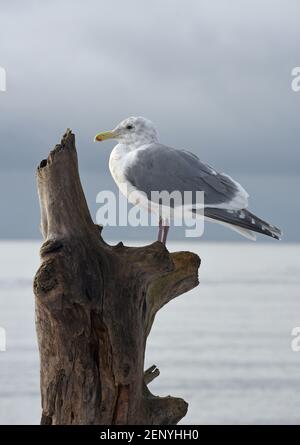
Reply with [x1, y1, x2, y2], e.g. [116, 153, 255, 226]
[33, 130, 200, 425]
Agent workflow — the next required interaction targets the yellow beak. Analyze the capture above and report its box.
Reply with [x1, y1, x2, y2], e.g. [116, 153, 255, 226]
[94, 130, 116, 142]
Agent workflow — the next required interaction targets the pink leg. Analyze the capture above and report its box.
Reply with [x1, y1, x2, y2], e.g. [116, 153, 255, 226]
[157, 217, 163, 242]
[162, 221, 170, 245]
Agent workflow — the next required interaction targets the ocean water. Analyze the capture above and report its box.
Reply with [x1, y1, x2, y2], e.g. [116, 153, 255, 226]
[0, 240, 300, 425]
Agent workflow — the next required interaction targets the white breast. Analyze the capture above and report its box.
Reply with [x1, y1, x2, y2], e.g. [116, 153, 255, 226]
[109, 144, 145, 207]
[109, 144, 129, 185]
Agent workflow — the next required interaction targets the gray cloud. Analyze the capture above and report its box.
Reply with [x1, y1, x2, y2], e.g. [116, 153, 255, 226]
[0, 0, 299, 240]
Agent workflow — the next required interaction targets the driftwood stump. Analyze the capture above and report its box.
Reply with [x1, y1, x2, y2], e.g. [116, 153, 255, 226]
[33, 130, 200, 425]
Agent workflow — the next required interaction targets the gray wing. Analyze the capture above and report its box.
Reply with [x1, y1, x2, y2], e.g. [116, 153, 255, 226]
[125, 143, 247, 208]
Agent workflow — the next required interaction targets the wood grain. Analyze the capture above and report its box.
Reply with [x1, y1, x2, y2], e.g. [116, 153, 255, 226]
[33, 130, 200, 425]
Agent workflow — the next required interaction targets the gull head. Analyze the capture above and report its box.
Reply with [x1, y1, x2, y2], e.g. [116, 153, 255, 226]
[94, 116, 158, 147]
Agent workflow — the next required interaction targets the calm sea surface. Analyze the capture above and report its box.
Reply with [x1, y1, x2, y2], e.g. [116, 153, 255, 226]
[0, 241, 299, 424]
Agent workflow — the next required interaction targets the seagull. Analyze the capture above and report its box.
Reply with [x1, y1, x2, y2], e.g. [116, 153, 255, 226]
[94, 116, 282, 244]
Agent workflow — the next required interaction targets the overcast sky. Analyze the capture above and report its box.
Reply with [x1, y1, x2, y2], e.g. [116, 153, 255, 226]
[0, 0, 299, 241]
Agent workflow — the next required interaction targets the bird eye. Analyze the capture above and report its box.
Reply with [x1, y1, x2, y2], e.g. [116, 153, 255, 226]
[126, 125, 133, 130]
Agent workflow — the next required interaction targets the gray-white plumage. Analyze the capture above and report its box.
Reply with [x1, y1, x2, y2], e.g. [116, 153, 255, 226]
[94, 116, 282, 243]
[125, 144, 248, 209]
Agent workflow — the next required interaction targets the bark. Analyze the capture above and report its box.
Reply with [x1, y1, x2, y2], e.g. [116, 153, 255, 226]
[33, 129, 200, 425]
